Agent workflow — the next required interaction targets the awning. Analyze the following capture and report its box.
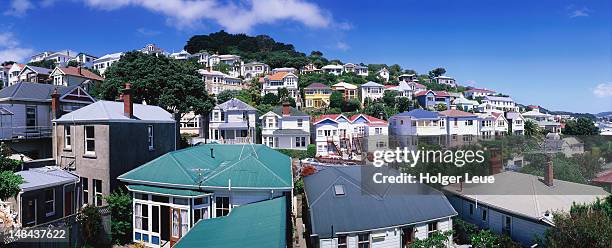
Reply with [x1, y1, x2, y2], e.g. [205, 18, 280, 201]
[127, 185, 211, 198]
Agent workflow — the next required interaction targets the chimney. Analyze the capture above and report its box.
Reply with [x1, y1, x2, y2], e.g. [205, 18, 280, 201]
[544, 159, 554, 187]
[123, 83, 133, 118]
[489, 148, 502, 175]
[210, 148, 215, 158]
[77, 66, 82, 75]
[282, 102, 290, 116]
[51, 88, 61, 119]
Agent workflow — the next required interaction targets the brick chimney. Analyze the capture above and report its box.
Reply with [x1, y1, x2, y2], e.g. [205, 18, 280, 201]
[544, 159, 554, 187]
[123, 83, 133, 118]
[77, 66, 82, 75]
[282, 102, 291, 116]
[51, 88, 61, 119]
[489, 148, 502, 175]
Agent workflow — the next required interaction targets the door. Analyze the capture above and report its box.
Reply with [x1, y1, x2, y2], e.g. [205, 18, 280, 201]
[64, 191, 73, 216]
[169, 208, 180, 247]
[402, 227, 414, 248]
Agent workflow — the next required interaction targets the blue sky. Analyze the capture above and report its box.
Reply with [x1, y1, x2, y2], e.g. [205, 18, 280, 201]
[1, 0, 610, 113]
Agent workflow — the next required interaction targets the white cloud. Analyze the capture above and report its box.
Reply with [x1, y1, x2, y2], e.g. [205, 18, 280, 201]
[335, 41, 349, 51]
[41, 0, 57, 7]
[568, 6, 590, 18]
[0, 32, 34, 62]
[136, 28, 161, 36]
[593, 83, 612, 98]
[4, 0, 33, 17]
[83, 0, 332, 33]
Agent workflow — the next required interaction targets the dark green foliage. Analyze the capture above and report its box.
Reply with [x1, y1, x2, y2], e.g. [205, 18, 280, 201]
[0, 171, 24, 200]
[428, 67, 446, 78]
[79, 205, 102, 246]
[306, 144, 316, 158]
[276, 149, 310, 159]
[410, 230, 453, 248]
[216, 90, 240, 104]
[364, 103, 386, 120]
[562, 118, 599, 135]
[524, 120, 540, 137]
[434, 103, 448, 111]
[396, 97, 411, 112]
[294, 178, 304, 194]
[105, 189, 133, 245]
[382, 90, 397, 106]
[329, 91, 344, 109]
[261, 93, 280, 105]
[299, 73, 338, 88]
[342, 98, 361, 113]
[27, 59, 56, 69]
[66, 60, 80, 67]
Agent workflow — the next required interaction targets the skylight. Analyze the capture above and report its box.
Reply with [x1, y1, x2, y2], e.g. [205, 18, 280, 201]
[334, 184, 345, 196]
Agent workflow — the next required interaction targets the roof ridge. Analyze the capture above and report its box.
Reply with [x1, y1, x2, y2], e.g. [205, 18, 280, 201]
[252, 157, 291, 187]
[168, 152, 199, 184]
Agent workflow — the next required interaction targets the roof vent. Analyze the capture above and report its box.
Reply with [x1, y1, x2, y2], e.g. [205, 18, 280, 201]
[334, 184, 345, 196]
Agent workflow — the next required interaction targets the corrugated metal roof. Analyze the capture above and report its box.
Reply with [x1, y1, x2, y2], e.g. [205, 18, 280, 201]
[361, 81, 383, 87]
[270, 106, 309, 117]
[215, 98, 256, 111]
[174, 197, 286, 248]
[0, 82, 79, 102]
[17, 166, 79, 192]
[394, 109, 440, 119]
[119, 143, 292, 189]
[54, 100, 174, 123]
[127, 185, 210, 197]
[304, 166, 457, 238]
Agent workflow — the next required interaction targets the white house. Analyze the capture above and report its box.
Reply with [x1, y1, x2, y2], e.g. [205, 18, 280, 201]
[92, 52, 123, 75]
[452, 97, 479, 112]
[385, 81, 413, 99]
[261, 71, 300, 102]
[305, 166, 457, 248]
[505, 112, 525, 135]
[195, 52, 210, 67]
[0, 64, 9, 88]
[312, 114, 387, 157]
[29, 51, 54, 63]
[241, 62, 269, 80]
[260, 103, 310, 150]
[44, 50, 77, 66]
[434, 76, 456, 87]
[464, 88, 496, 99]
[140, 43, 165, 56]
[208, 54, 242, 78]
[271, 67, 297, 74]
[16, 65, 51, 84]
[321, 64, 343, 76]
[377, 68, 389, 81]
[208, 98, 257, 144]
[199, 69, 244, 95]
[399, 74, 417, 82]
[360, 81, 385, 104]
[440, 109, 480, 138]
[477, 112, 508, 138]
[71, 53, 98, 68]
[521, 108, 561, 133]
[7, 63, 25, 86]
[169, 50, 192, 60]
[482, 95, 518, 112]
[343, 63, 368, 76]
[50, 67, 104, 89]
[389, 109, 446, 137]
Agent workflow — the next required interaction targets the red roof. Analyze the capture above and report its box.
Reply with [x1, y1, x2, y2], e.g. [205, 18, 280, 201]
[384, 85, 397, 89]
[440, 109, 476, 117]
[528, 105, 540, 109]
[348, 114, 387, 124]
[313, 113, 387, 125]
[312, 114, 343, 124]
[412, 82, 426, 88]
[593, 170, 612, 184]
[415, 90, 450, 97]
[491, 112, 502, 118]
[58, 67, 103, 81]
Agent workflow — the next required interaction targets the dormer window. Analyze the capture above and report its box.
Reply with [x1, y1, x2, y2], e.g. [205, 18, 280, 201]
[334, 184, 345, 196]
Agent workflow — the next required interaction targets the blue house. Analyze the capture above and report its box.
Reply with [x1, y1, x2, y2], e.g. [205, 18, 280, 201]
[415, 90, 451, 109]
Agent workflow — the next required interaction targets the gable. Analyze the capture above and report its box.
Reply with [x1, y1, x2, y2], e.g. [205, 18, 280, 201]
[60, 87, 95, 103]
[352, 116, 368, 124]
[317, 119, 339, 126]
[336, 116, 349, 123]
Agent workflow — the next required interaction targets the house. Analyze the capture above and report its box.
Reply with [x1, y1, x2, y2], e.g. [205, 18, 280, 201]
[304, 166, 457, 248]
[199, 69, 244, 95]
[504, 112, 525, 135]
[208, 98, 257, 144]
[415, 90, 451, 109]
[261, 72, 300, 103]
[260, 103, 310, 150]
[452, 97, 479, 112]
[343, 63, 368, 76]
[440, 110, 480, 143]
[71, 53, 98, 68]
[3, 166, 79, 227]
[179, 111, 203, 135]
[241, 62, 269, 80]
[398, 74, 417, 82]
[0, 82, 96, 158]
[482, 96, 518, 112]
[208, 54, 242, 78]
[118, 143, 292, 247]
[476, 102, 501, 114]
[301, 63, 322, 74]
[271, 67, 297, 74]
[331, 82, 358, 101]
[433, 76, 456, 87]
[50, 67, 104, 90]
[464, 88, 496, 99]
[174, 197, 288, 248]
[169, 50, 192, 60]
[360, 81, 385, 104]
[140, 43, 165, 56]
[522, 109, 561, 133]
[409, 81, 427, 93]
[304, 83, 332, 109]
[0, 64, 9, 88]
[448, 92, 464, 102]
[312, 114, 387, 157]
[7, 63, 24, 86]
[17, 65, 51, 83]
[29, 51, 54, 63]
[92, 52, 123, 76]
[443, 166, 609, 247]
[387, 81, 414, 99]
[45, 50, 77, 66]
[542, 133, 584, 157]
[377, 68, 389, 81]
[592, 170, 612, 192]
[477, 112, 508, 138]
[53, 84, 176, 206]
[321, 64, 343, 76]
[389, 109, 446, 137]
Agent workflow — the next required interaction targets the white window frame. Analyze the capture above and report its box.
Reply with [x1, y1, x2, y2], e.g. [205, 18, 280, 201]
[93, 179, 103, 206]
[215, 196, 231, 217]
[427, 222, 438, 238]
[357, 233, 370, 248]
[147, 125, 154, 150]
[44, 188, 55, 217]
[84, 126, 95, 155]
[64, 126, 72, 150]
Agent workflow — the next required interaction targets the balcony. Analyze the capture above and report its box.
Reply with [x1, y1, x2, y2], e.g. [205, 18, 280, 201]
[0, 126, 52, 140]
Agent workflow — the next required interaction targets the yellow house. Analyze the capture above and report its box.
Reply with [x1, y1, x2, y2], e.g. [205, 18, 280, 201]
[304, 83, 332, 109]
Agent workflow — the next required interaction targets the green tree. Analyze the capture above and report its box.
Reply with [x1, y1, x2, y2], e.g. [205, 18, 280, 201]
[428, 67, 446, 78]
[397, 97, 412, 112]
[105, 189, 133, 245]
[562, 118, 599, 135]
[277, 87, 290, 102]
[261, 93, 280, 105]
[0, 171, 24, 200]
[306, 144, 316, 158]
[329, 91, 344, 109]
[217, 90, 239, 103]
[471, 230, 500, 248]
[524, 120, 540, 137]
[67, 60, 81, 67]
[434, 103, 448, 111]
[410, 231, 452, 248]
[79, 205, 103, 247]
[27, 59, 56, 69]
[342, 98, 361, 113]
[382, 90, 398, 107]
[364, 103, 385, 119]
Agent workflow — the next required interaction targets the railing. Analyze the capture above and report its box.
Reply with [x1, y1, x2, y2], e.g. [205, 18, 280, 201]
[218, 137, 253, 144]
[0, 126, 52, 140]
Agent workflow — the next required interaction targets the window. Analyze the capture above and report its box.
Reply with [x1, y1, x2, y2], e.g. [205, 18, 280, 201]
[152, 206, 159, 233]
[64, 126, 71, 149]
[215, 196, 230, 217]
[482, 209, 488, 221]
[503, 216, 512, 235]
[135, 203, 149, 231]
[466, 120, 473, 126]
[297, 119, 303, 127]
[147, 125, 154, 150]
[26, 106, 36, 128]
[469, 203, 474, 215]
[93, 179, 102, 206]
[334, 185, 345, 196]
[427, 222, 438, 238]
[44, 189, 55, 216]
[82, 177, 88, 204]
[338, 235, 348, 248]
[296, 137, 306, 147]
[358, 233, 370, 248]
[84, 126, 95, 154]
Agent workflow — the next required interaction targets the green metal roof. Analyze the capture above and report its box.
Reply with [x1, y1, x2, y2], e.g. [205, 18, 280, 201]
[126, 185, 210, 198]
[118, 143, 292, 190]
[174, 197, 287, 248]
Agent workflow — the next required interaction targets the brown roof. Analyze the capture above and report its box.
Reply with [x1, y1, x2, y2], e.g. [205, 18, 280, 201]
[266, 71, 291, 81]
[440, 109, 476, 117]
[58, 67, 103, 81]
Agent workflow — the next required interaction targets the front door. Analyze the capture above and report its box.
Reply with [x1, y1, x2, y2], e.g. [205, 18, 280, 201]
[64, 191, 73, 216]
[169, 208, 180, 247]
[402, 227, 414, 248]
